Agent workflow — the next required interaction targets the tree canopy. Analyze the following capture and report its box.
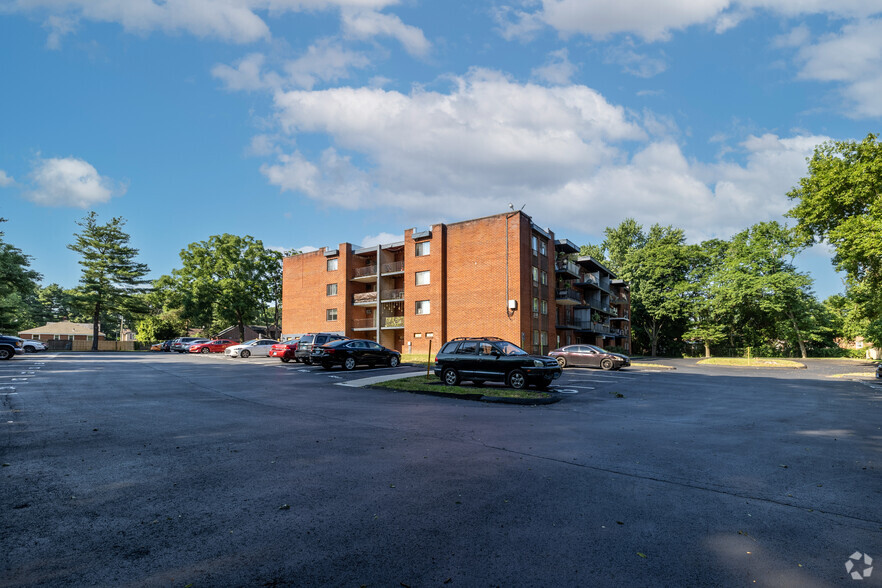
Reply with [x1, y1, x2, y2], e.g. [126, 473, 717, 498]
[67, 212, 150, 350]
[787, 132, 882, 345]
[0, 218, 42, 332]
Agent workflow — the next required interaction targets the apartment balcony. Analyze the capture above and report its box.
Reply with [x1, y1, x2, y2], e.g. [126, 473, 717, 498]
[555, 288, 582, 306]
[381, 260, 404, 275]
[555, 259, 581, 279]
[576, 273, 599, 288]
[576, 322, 609, 334]
[352, 265, 378, 282]
[589, 302, 616, 315]
[382, 315, 404, 329]
[352, 318, 377, 330]
[610, 293, 629, 305]
[353, 292, 378, 305]
[381, 289, 405, 302]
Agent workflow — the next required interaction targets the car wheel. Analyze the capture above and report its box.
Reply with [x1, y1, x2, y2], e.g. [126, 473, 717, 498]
[600, 358, 614, 370]
[507, 369, 527, 390]
[303, 358, 312, 365]
[0, 348, 12, 360]
[24, 346, 35, 354]
[442, 368, 460, 386]
[240, 349, 251, 358]
[555, 356, 566, 368]
[280, 357, 290, 363]
[200, 348, 210, 354]
[343, 357, 357, 370]
[389, 356, 400, 368]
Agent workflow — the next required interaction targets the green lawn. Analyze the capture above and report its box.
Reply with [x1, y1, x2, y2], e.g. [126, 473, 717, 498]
[370, 374, 551, 399]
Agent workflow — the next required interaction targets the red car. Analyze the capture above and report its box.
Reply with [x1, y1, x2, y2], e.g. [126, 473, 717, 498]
[189, 339, 237, 354]
[269, 339, 301, 362]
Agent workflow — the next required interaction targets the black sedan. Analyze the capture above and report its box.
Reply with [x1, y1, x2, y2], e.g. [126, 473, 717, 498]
[311, 339, 401, 370]
[548, 344, 630, 370]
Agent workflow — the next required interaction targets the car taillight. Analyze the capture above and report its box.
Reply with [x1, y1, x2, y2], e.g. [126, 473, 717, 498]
[325, 348, 334, 354]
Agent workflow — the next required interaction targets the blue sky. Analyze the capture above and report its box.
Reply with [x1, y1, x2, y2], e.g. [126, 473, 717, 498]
[2, 0, 880, 299]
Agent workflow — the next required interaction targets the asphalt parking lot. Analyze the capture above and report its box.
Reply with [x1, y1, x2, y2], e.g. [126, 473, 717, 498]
[2, 352, 880, 587]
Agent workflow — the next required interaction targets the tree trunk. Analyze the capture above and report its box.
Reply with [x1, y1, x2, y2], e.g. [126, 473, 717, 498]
[91, 300, 101, 352]
[786, 310, 808, 359]
[704, 341, 711, 358]
[236, 310, 245, 343]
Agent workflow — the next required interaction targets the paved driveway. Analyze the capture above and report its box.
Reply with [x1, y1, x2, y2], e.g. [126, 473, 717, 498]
[2, 353, 880, 586]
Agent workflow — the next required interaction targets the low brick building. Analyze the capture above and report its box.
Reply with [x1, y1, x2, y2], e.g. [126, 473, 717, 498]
[19, 321, 105, 342]
[282, 211, 630, 355]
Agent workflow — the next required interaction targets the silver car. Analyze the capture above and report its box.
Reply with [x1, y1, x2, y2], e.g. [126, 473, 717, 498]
[224, 339, 280, 358]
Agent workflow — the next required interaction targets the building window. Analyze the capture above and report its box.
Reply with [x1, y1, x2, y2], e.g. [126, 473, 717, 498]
[327, 308, 338, 321]
[415, 270, 430, 286]
[532, 235, 538, 252]
[415, 241, 430, 256]
[54, 334, 60, 340]
[533, 330, 539, 345]
[415, 300, 430, 315]
[327, 283, 338, 296]
[531, 266, 539, 283]
[541, 300, 548, 315]
[414, 333, 422, 338]
[541, 331, 548, 346]
[327, 258, 338, 271]
[541, 270, 548, 286]
[426, 332, 434, 338]
[540, 241, 547, 256]
[532, 297, 539, 312]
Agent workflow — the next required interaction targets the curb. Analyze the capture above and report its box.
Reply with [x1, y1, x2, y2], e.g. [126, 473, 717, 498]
[365, 382, 562, 405]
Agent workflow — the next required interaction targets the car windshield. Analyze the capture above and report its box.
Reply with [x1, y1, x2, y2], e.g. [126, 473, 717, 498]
[498, 342, 528, 356]
[240, 339, 259, 346]
[300, 335, 315, 344]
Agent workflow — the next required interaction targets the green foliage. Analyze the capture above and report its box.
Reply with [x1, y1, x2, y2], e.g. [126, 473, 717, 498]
[171, 234, 283, 341]
[787, 133, 882, 345]
[67, 212, 151, 349]
[0, 218, 42, 331]
[135, 315, 186, 342]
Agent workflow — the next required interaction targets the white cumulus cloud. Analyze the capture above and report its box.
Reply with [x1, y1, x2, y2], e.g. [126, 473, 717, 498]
[25, 156, 126, 208]
[0, 170, 14, 187]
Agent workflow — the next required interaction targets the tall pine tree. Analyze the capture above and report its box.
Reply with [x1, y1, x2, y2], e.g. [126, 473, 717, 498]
[68, 212, 150, 350]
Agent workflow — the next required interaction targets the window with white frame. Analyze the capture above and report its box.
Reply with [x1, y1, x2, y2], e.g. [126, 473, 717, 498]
[327, 258, 338, 271]
[415, 270, 430, 286]
[326, 308, 338, 321]
[327, 283, 337, 296]
[532, 297, 539, 312]
[531, 266, 538, 283]
[415, 241, 430, 256]
[541, 300, 548, 315]
[415, 300, 430, 315]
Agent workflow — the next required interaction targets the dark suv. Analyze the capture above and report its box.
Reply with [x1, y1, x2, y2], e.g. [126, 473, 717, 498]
[295, 333, 348, 364]
[0, 334, 24, 360]
[433, 337, 562, 390]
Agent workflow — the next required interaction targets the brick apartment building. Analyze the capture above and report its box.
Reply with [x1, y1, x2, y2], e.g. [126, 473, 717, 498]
[281, 211, 630, 355]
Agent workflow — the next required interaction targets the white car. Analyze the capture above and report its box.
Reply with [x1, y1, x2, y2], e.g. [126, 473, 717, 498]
[23, 339, 47, 353]
[224, 339, 279, 358]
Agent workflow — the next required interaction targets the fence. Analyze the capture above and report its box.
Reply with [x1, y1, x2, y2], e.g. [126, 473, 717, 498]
[70, 340, 136, 351]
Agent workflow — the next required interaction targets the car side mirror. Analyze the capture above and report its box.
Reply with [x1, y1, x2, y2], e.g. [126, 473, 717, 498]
[491, 350, 502, 357]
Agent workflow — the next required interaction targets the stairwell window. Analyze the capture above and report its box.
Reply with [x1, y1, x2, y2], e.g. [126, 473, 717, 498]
[415, 270, 430, 286]
[415, 300, 430, 315]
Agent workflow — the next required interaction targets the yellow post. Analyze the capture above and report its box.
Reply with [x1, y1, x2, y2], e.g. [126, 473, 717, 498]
[747, 346, 751, 366]
[426, 339, 433, 380]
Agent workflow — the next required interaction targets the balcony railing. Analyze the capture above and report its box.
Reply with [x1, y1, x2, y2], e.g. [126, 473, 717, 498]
[353, 292, 378, 304]
[381, 260, 404, 274]
[352, 318, 377, 329]
[381, 289, 404, 301]
[555, 259, 581, 277]
[353, 265, 377, 278]
[555, 288, 582, 304]
[579, 273, 599, 286]
[383, 316, 404, 328]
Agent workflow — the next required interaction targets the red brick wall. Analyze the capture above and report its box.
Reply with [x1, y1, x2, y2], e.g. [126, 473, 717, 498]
[403, 225, 446, 355]
[282, 245, 351, 336]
